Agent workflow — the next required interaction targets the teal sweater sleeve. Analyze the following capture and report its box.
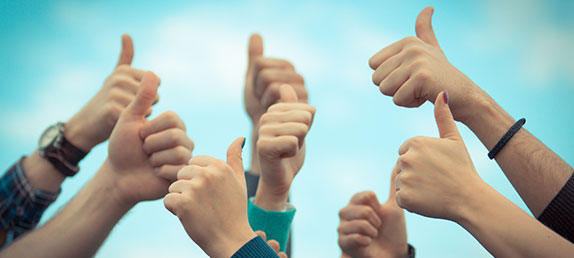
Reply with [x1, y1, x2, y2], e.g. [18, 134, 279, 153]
[231, 236, 279, 258]
[247, 197, 295, 252]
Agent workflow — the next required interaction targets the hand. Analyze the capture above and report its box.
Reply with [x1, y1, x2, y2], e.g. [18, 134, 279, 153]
[65, 34, 159, 151]
[394, 91, 484, 221]
[108, 72, 192, 205]
[338, 168, 408, 258]
[255, 231, 289, 258]
[254, 84, 316, 211]
[244, 34, 308, 125]
[368, 7, 486, 124]
[164, 137, 256, 258]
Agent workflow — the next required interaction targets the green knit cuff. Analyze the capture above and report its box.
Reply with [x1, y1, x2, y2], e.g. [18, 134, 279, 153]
[247, 197, 296, 252]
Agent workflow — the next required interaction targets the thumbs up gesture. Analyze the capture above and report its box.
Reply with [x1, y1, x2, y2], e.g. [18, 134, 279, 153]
[66, 34, 159, 152]
[164, 138, 259, 258]
[338, 167, 408, 258]
[244, 34, 308, 126]
[368, 7, 485, 124]
[394, 91, 484, 220]
[254, 84, 316, 211]
[107, 72, 193, 204]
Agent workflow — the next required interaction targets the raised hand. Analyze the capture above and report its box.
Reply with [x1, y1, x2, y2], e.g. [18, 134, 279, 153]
[244, 34, 308, 125]
[338, 168, 408, 258]
[394, 91, 482, 220]
[368, 7, 486, 124]
[254, 84, 316, 211]
[108, 72, 192, 204]
[164, 137, 257, 258]
[66, 34, 159, 151]
[255, 231, 289, 258]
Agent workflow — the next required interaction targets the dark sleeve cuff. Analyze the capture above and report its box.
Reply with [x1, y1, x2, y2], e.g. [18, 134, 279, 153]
[407, 243, 416, 258]
[231, 236, 280, 258]
[537, 171, 574, 242]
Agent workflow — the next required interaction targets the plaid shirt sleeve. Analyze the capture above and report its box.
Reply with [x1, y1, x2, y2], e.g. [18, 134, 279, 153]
[0, 157, 60, 247]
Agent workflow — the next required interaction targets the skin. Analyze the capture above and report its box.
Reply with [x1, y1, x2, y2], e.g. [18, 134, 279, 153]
[244, 34, 309, 176]
[255, 231, 289, 258]
[253, 84, 316, 212]
[164, 137, 259, 258]
[338, 168, 408, 258]
[394, 91, 574, 257]
[2, 34, 159, 244]
[0, 72, 192, 258]
[369, 6, 572, 217]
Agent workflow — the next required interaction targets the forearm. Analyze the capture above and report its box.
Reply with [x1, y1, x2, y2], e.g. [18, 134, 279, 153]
[249, 124, 261, 175]
[1, 161, 134, 258]
[457, 183, 574, 257]
[463, 93, 572, 216]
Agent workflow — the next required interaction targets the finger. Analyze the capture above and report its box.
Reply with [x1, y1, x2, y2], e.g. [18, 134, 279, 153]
[338, 205, 382, 228]
[278, 252, 288, 258]
[124, 72, 159, 117]
[176, 165, 205, 180]
[415, 6, 442, 49]
[254, 69, 304, 98]
[434, 90, 461, 140]
[368, 37, 412, 70]
[255, 230, 267, 240]
[226, 137, 246, 186]
[279, 84, 298, 103]
[257, 135, 298, 159]
[349, 191, 385, 222]
[267, 240, 280, 253]
[338, 220, 378, 238]
[392, 76, 426, 107]
[338, 234, 372, 251]
[260, 109, 313, 126]
[253, 58, 295, 79]
[259, 122, 309, 149]
[267, 103, 316, 116]
[188, 155, 220, 167]
[247, 34, 264, 71]
[150, 146, 192, 167]
[116, 34, 134, 67]
[143, 128, 194, 155]
[140, 111, 186, 139]
[386, 165, 400, 203]
[168, 180, 191, 194]
[372, 52, 404, 86]
[156, 165, 186, 182]
[379, 64, 411, 97]
[163, 192, 183, 216]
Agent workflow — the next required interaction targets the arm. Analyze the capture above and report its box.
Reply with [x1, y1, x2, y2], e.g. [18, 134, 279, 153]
[0, 72, 192, 257]
[394, 91, 574, 257]
[368, 6, 572, 216]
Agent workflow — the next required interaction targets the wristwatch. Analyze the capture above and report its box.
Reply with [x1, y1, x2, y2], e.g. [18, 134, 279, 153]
[38, 122, 88, 177]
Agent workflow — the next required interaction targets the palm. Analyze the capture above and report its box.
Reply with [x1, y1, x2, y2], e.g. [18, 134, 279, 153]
[108, 112, 170, 203]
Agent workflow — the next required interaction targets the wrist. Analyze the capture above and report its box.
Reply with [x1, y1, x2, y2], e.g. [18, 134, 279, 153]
[98, 159, 140, 208]
[208, 228, 257, 258]
[65, 116, 96, 152]
[253, 180, 290, 211]
[453, 181, 497, 227]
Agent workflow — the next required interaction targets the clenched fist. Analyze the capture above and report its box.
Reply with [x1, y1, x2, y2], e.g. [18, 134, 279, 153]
[164, 138, 257, 258]
[338, 168, 408, 258]
[108, 72, 192, 205]
[368, 7, 487, 124]
[394, 91, 482, 221]
[66, 34, 159, 151]
[254, 84, 316, 211]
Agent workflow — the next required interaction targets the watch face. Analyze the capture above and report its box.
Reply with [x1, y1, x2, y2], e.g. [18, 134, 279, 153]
[39, 124, 60, 148]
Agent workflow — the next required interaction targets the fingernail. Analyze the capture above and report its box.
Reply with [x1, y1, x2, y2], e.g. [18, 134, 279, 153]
[241, 138, 246, 149]
[443, 90, 449, 104]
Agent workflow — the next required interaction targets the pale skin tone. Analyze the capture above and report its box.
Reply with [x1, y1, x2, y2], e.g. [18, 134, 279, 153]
[369, 6, 572, 217]
[394, 91, 574, 257]
[244, 34, 309, 176]
[338, 168, 408, 258]
[0, 72, 193, 258]
[2, 34, 160, 244]
[164, 138, 258, 258]
[254, 84, 316, 212]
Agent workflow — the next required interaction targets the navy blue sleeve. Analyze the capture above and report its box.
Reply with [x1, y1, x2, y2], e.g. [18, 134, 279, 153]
[231, 236, 279, 258]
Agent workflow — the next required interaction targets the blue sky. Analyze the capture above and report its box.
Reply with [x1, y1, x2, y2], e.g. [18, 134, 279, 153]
[0, 0, 573, 257]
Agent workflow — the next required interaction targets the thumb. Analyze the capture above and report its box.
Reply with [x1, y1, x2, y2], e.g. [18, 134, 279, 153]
[116, 34, 134, 67]
[415, 6, 441, 49]
[385, 164, 399, 204]
[125, 71, 159, 117]
[279, 84, 298, 103]
[247, 34, 264, 71]
[434, 90, 461, 140]
[227, 137, 246, 187]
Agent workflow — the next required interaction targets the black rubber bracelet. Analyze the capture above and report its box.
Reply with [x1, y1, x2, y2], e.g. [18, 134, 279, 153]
[488, 118, 526, 159]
